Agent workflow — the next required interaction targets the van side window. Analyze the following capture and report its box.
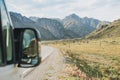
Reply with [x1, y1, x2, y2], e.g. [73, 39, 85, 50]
[1, 0, 13, 62]
[0, 42, 2, 65]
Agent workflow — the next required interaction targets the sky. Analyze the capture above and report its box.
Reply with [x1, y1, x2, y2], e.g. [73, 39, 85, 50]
[5, 0, 120, 21]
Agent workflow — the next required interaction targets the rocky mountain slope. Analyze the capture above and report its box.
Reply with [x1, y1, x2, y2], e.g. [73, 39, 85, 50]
[34, 18, 67, 39]
[63, 14, 100, 37]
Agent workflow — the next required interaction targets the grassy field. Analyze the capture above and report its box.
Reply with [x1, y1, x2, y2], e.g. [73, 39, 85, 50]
[44, 37, 120, 80]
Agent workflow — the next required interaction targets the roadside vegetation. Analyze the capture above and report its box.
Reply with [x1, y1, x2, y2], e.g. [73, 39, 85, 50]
[44, 37, 120, 80]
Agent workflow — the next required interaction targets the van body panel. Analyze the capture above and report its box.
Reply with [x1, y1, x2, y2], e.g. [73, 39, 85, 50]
[0, 65, 21, 80]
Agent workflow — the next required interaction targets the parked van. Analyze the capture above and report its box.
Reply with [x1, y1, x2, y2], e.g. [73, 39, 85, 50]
[0, 0, 41, 80]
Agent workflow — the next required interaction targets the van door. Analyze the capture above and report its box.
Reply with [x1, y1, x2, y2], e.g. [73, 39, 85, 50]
[0, 0, 21, 80]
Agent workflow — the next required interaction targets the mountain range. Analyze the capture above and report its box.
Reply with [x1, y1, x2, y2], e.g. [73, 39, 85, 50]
[10, 12, 108, 40]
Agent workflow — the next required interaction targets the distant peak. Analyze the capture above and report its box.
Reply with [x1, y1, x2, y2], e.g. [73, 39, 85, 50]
[71, 13, 77, 16]
[69, 13, 80, 18]
[9, 11, 22, 16]
[64, 13, 81, 20]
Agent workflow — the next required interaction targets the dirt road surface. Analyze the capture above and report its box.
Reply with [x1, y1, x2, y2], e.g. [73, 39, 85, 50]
[23, 46, 66, 80]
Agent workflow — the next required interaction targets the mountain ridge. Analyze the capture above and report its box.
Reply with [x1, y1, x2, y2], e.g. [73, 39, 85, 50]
[10, 12, 107, 40]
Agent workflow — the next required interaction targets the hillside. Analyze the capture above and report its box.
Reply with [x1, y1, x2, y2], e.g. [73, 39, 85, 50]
[86, 19, 120, 39]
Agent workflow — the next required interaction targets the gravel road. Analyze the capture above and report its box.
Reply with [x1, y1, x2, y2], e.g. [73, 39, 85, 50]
[23, 46, 66, 80]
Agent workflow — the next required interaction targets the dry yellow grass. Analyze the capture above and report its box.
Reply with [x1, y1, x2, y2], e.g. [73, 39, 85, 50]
[49, 37, 120, 56]
[43, 37, 120, 79]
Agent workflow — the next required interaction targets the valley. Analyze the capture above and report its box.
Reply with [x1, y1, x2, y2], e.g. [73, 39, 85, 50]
[10, 11, 120, 80]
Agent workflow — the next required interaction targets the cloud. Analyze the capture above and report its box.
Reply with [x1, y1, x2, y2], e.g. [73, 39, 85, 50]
[5, 0, 120, 21]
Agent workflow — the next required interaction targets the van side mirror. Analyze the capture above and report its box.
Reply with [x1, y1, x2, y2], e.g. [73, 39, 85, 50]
[14, 28, 41, 68]
[20, 29, 40, 67]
